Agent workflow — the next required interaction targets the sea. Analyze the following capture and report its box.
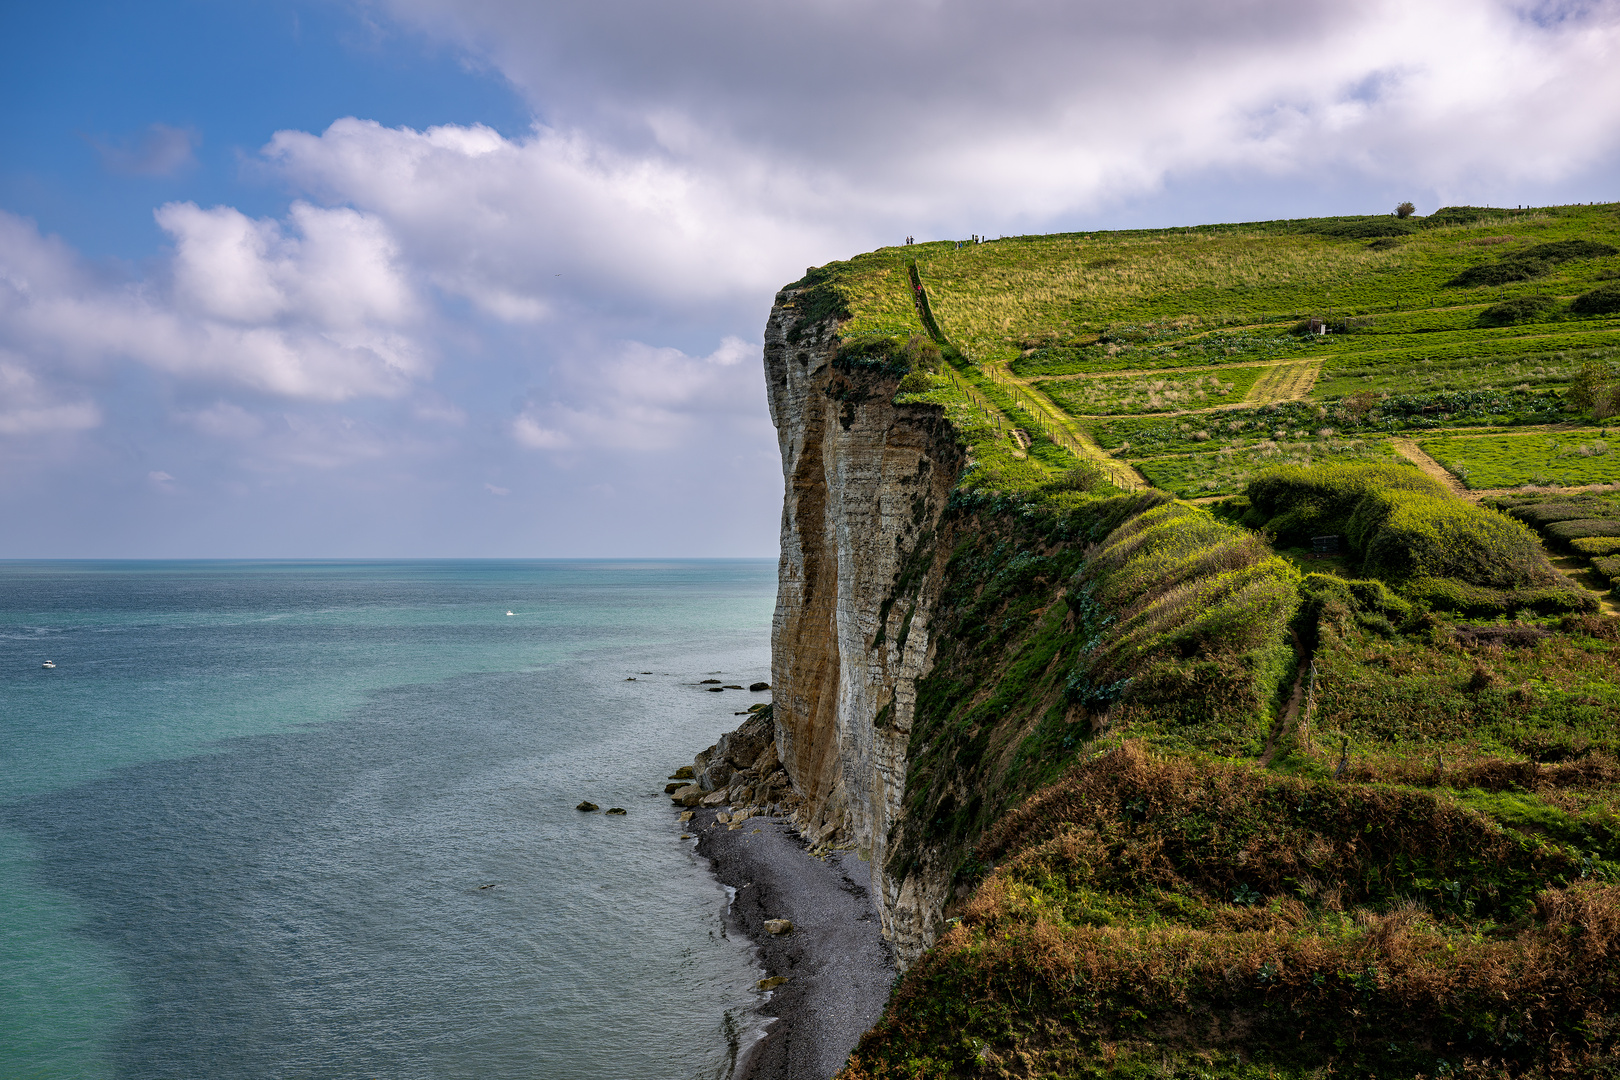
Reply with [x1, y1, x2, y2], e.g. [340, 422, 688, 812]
[0, 559, 777, 1080]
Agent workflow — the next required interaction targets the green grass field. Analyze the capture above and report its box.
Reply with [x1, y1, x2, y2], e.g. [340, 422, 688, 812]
[806, 201, 1620, 499]
[1037, 365, 1264, 415]
[1419, 428, 1620, 488]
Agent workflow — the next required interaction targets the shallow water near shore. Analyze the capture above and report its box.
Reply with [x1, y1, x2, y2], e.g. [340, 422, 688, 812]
[1, 559, 774, 1079]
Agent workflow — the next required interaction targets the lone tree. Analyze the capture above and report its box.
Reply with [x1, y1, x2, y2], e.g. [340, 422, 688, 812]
[1395, 201, 1416, 218]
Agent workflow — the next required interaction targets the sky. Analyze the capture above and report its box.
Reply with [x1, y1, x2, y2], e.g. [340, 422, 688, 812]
[2, 0, 1618, 557]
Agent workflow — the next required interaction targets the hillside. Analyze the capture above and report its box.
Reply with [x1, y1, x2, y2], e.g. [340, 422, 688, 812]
[749, 204, 1620, 1079]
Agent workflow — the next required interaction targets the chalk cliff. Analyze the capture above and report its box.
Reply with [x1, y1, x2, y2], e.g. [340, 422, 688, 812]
[763, 279, 963, 967]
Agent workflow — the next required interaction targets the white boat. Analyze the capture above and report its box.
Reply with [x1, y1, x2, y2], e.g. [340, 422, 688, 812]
[41, 660, 55, 669]
[506, 611, 515, 616]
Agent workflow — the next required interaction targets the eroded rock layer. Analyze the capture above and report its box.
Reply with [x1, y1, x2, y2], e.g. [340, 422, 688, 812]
[763, 282, 964, 966]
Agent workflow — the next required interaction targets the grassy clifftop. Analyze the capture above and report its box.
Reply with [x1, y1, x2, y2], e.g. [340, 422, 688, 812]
[792, 203, 1620, 502]
[792, 206, 1620, 1078]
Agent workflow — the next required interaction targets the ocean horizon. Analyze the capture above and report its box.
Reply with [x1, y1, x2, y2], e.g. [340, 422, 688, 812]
[2, 558, 777, 1079]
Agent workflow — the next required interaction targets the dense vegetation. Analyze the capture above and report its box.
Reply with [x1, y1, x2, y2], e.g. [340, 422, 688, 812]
[785, 206, 1620, 1078]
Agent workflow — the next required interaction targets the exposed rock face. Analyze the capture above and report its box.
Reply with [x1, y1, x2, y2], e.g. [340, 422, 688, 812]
[763, 281, 965, 967]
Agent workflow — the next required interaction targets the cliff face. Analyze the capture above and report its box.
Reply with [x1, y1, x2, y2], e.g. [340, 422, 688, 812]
[764, 282, 963, 967]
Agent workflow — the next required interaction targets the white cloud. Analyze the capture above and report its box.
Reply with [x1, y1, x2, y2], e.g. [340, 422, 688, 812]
[484, 482, 510, 495]
[0, 357, 101, 436]
[0, 207, 426, 405]
[378, 0, 1620, 220]
[512, 334, 767, 453]
[261, 119, 854, 320]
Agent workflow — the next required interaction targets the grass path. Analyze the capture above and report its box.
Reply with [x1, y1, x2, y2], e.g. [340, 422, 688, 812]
[980, 361, 1147, 489]
[1390, 437, 1474, 498]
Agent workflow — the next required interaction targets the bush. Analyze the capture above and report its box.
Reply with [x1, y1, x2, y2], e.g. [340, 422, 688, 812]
[1364, 236, 1401, 251]
[1047, 462, 1108, 493]
[1447, 258, 1550, 287]
[1572, 283, 1620, 315]
[1395, 201, 1415, 219]
[837, 332, 943, 374]
[1572, 536, 1620, 556]
[1545, 518, 1620, 541]
[1480, 294, 1556, 325]
[1403, 576, 1596, 616]
[1425, 205, 1509, 226]
[1309, 218, 1416, 239]
[1520, 239, 1619, 263]
[1299, 571, 1412, 626]
[1077, 503, 1300, 728]
[1594, 555, 1620, 584]
[1349, 490, 1557, 588]
[1500, 497, 1620, 526]
[896, 369, 934, 394]
[1566, 358, 1620, 417]
[1242, 461, 1444, 545]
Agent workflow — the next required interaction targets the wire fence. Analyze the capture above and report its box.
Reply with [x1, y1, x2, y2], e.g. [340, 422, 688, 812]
[977, 365, 1145, 490]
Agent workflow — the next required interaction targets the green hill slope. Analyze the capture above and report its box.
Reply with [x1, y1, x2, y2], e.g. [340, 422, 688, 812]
[784, 204, 1620, 1079]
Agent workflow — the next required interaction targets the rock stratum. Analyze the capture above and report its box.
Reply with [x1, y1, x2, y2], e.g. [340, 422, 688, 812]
[764, 282, 965, 968]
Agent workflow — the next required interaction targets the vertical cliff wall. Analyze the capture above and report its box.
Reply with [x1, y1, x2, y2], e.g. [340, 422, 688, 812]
[764, 281, 964, 966]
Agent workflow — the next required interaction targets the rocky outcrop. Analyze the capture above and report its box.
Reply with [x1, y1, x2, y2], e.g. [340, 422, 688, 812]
[762, 280, 965, 967]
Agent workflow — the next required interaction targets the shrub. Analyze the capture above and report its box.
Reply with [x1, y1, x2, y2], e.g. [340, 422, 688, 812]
[1402, 575, 1596, 616]
[1566, 358, 1620, 417]
[1349, 490, 1558, 588]
[1298, 572, 1412, 630]
[1395, 200, 1415, 219]
[1480, 294, 1556, 325]
[1425, 205, 1509, 226]
[1046, 462, 1107, 493]
[1572, 283, 1620, 315]
[1448, 258, 1550, 287]
[1242, 461, 1443, 545]
[1076, 504, 1300, 730]
[1309, 218, 1416, 239]
[1364, 236, 1401, 251]
[895, 369, 934, 394]
[1500, 497, 1620, 526]
[1545, 518, 1620, 541]
[1572, 536, 1620, 557]
[1594, 555, 1620, 583]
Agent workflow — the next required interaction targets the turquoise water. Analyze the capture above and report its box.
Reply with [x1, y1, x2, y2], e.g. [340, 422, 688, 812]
[0, 560, 777, 1079]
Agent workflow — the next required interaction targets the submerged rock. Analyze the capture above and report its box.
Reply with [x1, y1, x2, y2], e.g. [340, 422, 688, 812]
[670, 765, 695, 780]
[749, 682, 770, 692]
[576, 801, 599, 812]
[605, 807, 627, 815]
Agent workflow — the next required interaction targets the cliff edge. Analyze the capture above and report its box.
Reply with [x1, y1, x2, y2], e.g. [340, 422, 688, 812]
[764, 276, 964, 965]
